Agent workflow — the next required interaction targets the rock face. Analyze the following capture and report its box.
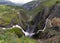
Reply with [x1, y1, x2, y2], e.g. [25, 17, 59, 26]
[48, 5, 60, 19]
[48, 5, 60, 27]
[24, 1, 60, 38]
[23, 0, 46, 11]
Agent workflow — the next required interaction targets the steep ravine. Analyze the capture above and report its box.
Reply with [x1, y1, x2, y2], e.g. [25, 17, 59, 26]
[0, 1, 60, 43]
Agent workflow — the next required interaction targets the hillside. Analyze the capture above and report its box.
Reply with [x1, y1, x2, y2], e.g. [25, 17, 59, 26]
[23, 0, 60, 43]
[0, 0, 23, 6]
[0, 5, 26, 27]
[23, 0, 59, 20]
[0, 0, 60, 43]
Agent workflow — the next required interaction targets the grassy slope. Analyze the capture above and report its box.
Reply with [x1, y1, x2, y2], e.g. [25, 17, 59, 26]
[0, 4, 37, 43]
[0, 5, 36, 42]
[0, 29, 37, 43]
[0, 5, 24, 26]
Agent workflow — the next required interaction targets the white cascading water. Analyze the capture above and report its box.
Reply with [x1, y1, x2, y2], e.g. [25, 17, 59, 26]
[2, 25, 35, 37]
[36, 18, 49, 33]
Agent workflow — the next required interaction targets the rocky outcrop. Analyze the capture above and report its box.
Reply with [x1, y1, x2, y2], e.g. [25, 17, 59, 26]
[24, 1, 60, 38]
[23, 0, 46, 11]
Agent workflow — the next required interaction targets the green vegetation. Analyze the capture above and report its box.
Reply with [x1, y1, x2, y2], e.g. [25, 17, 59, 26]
[0, 5, 26, 26]
[0, 28, 37, 43]
[0, 5, 18, 26]
[0, 0, 60, 43]
[20, 36, 37, 43]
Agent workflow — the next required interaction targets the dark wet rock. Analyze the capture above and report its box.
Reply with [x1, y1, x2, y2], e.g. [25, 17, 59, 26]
[27, 2, 60, 38]
[48, 5, 60, 19]
[52, 26, 60, 31]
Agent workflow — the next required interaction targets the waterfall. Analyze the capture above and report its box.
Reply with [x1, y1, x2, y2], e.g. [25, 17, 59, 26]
[26, 22, 35, 33]
[1, 25, 35, 37]
[36, 18, 49, 33]
[1, 18, 49, 37]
